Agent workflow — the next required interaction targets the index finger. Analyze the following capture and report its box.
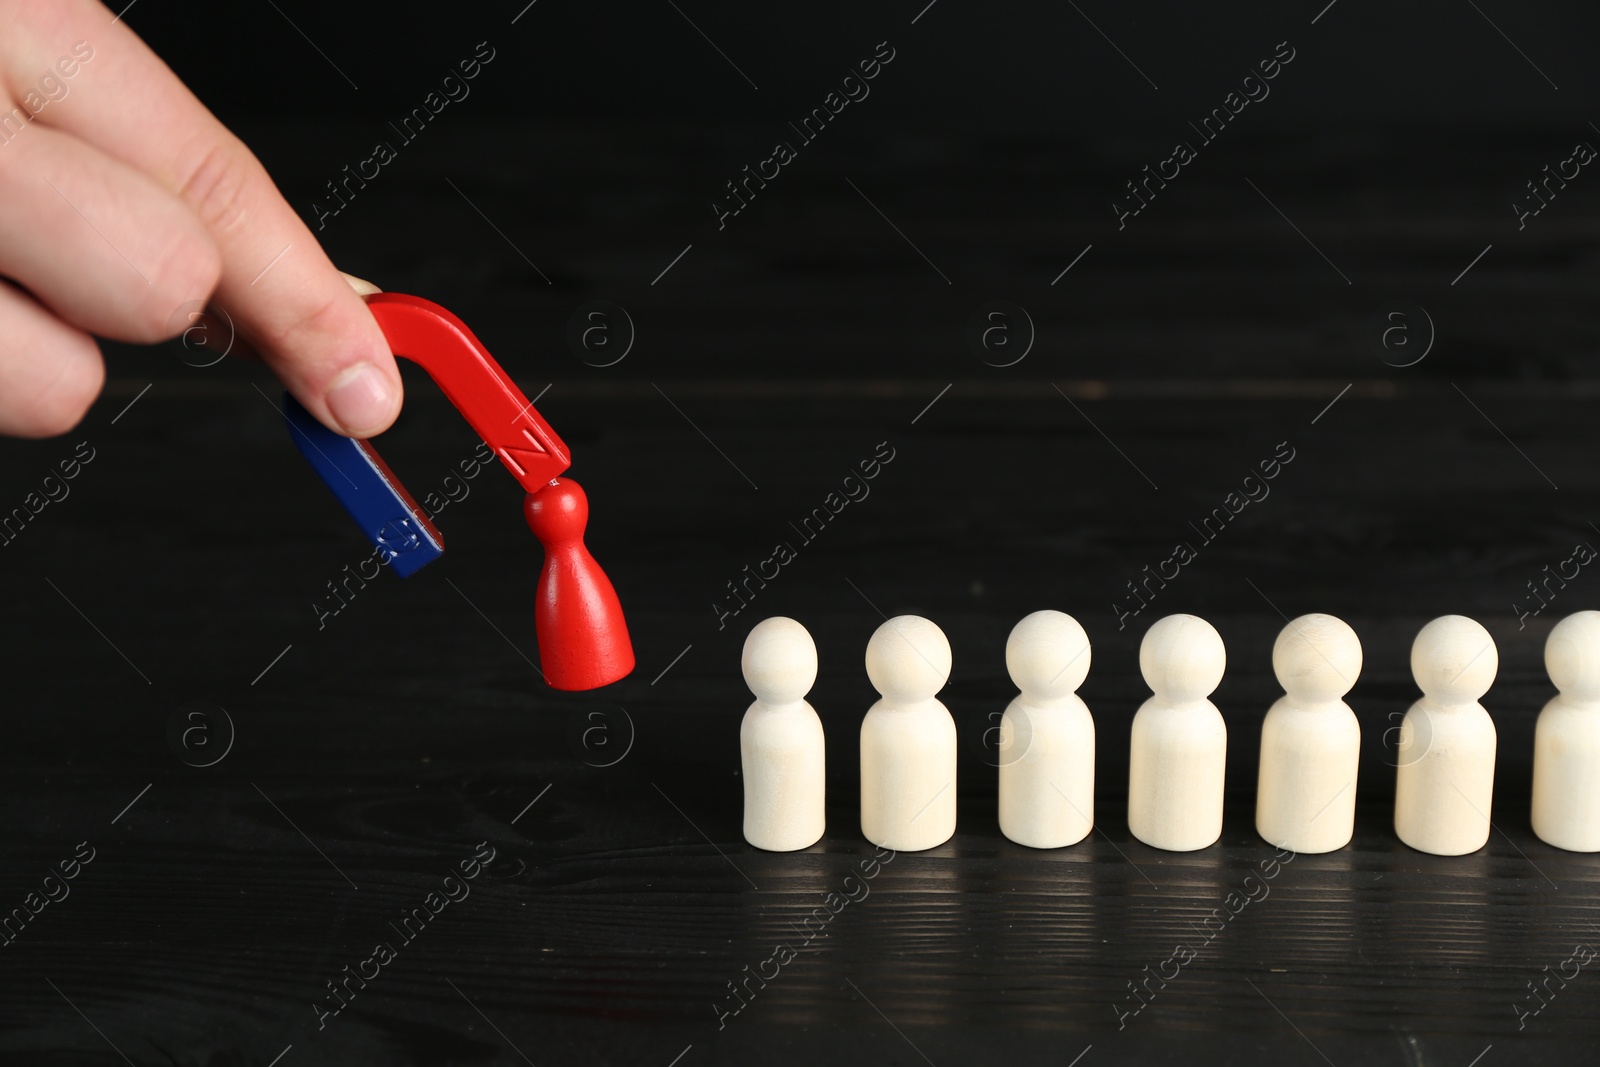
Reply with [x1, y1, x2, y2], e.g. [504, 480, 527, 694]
[11, 0, 402, 437]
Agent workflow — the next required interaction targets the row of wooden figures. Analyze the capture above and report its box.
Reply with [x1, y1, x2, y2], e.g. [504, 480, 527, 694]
[739, 609, 1600, 856]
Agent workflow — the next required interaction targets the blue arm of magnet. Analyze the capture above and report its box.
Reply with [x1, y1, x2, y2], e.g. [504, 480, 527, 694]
[282, 391, 444, 577]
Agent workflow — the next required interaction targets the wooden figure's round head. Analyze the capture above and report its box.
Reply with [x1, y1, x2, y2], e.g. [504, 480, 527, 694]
[1272, 613, 1362, 705]
[1139, 614, 1225, 703]
[1411, 615, 1497, 703]
[742, 617, 817, 704]
[524, 478, 588, 546]
[1546, 610, 1600, 702]
[865, 615, 951, 704]
[1006, 610, 1091, 700]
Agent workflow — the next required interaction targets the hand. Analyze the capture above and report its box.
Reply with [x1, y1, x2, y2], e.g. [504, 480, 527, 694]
[0, 0, 402, 438]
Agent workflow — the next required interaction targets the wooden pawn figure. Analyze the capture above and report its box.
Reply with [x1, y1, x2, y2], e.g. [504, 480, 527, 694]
[740, 617, 826, 851]
[1532, 610, 1600, 851]
[1255, 614, 1362, 853]
[860, 615, 956, 851]
[1128, 614, 1227, 851]
[1394, 615, 1498, 855]
[998, 610, 1094, 848]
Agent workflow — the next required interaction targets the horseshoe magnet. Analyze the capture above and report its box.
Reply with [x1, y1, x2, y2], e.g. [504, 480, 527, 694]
[282, 292, 634, 691]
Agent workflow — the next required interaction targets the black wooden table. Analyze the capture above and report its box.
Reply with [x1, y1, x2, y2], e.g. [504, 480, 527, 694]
[4, 371, 1599, 1064]
[5, 0, 1600, 1057]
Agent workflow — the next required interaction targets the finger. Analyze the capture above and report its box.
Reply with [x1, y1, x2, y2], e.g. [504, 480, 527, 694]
[0, 122, 221, 342]
[13, 2, 401, 438]
[179, 272, 384, 367]
[0, 277, 103, 438]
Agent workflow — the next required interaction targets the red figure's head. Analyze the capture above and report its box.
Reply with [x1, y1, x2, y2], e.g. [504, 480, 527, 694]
[525, 478, 588, 546]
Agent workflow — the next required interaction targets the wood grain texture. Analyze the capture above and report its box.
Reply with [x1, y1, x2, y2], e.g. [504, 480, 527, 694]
[4, 375, 1600, 1064]
[2, 104, 1599, 1061]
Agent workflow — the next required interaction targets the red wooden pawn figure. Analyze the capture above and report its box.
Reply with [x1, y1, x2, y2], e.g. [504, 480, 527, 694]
[524, 478, 635, 690]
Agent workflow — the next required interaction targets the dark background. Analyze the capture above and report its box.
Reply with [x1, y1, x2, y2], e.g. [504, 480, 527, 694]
[2, 0, 1599, 1062]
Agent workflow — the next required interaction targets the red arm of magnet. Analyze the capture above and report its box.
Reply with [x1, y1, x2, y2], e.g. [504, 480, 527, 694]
[367, 293, 570, 490]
